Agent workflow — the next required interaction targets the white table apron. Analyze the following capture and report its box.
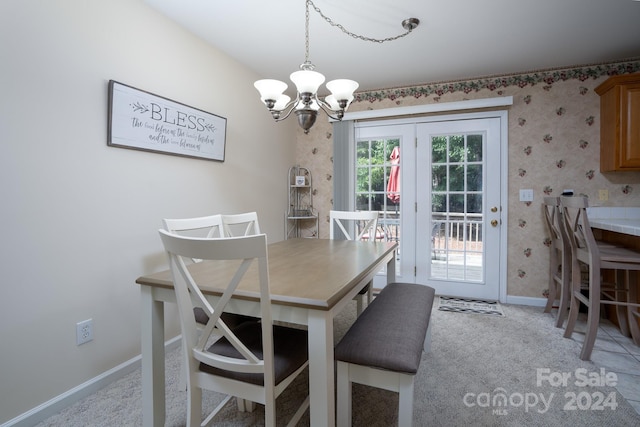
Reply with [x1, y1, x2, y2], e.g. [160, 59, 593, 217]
[139, 239, 397, 427]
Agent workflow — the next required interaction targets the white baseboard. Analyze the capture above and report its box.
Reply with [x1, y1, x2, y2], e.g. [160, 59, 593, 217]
[1, 336, 181, 427]
[505, 295, 547, 307]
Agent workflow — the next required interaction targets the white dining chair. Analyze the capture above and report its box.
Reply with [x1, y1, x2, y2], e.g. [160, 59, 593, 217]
[163, 214, 223, 252]
[162, 214, 258, 329]
[162, 214, 259, 404]
[158, 230, 310, 427]
[221, 212, 261, 237]
[329, 210, 379, 315]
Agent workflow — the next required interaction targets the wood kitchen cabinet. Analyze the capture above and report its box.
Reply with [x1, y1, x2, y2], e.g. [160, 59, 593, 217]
[595, 73, 640, 172]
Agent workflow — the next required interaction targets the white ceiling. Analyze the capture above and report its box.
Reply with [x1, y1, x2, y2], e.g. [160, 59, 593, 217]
[144, 0, 640, 93]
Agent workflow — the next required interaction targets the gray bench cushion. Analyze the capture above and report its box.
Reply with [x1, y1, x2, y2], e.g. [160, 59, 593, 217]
[335, 282, 435, 374]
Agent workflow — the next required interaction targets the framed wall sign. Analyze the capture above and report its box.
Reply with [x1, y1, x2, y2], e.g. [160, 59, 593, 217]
[108, 80, 226, 161]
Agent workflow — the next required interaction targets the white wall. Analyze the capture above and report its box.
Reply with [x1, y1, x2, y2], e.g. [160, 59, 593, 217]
[0, 0, 296, 422]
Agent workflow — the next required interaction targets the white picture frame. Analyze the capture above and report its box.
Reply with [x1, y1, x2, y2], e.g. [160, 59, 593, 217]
[108, 80, 227, 161]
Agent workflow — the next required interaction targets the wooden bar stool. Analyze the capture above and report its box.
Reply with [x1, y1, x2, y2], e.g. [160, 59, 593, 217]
[542, 197, 572, 328]
[561, 196, 640, 360]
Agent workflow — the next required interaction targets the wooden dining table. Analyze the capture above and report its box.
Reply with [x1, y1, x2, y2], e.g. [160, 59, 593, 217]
[136, 237, 398, 427]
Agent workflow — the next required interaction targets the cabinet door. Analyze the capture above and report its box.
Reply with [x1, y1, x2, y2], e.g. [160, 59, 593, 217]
[597, 74, 640, 172]
[621, 84, 640, 169]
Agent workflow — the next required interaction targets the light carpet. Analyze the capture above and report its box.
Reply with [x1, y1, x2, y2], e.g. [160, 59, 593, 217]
[33, 302, 640, 426]
[438, 296, 505, 317]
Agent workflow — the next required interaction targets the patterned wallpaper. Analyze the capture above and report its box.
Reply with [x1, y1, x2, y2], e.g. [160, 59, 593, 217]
[295, 60, 640, 299]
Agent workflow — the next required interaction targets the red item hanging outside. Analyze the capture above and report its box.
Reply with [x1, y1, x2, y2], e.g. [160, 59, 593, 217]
[387, 146, 400, 203]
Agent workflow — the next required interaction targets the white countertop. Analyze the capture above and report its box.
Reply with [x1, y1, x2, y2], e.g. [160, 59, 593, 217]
[587, 207, 640, 237]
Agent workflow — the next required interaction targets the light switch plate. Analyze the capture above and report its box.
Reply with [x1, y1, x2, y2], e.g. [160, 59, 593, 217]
[519, 189, 534, 202]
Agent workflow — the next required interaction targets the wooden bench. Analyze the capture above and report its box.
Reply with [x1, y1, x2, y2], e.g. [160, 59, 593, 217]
[334, 282, 436, 427]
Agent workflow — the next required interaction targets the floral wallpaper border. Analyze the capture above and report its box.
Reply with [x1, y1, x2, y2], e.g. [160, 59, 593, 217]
[355, 60, 640, 103]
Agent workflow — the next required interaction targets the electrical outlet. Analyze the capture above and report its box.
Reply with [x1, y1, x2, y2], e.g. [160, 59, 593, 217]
[519, 189, 534, 202]
[76, 319, 93, 345]
[598, 189, 608, 201]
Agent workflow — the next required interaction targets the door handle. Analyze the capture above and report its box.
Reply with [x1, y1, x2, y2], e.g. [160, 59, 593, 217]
[491, 206, 498, 213]
[491, 219, 499, 227]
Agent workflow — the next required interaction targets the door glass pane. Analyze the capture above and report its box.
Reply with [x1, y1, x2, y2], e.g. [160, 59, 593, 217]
[432, 136, 447, 163]
[371, 140, 385, 164]
[450, 165, 464, 191]
[467, 164, 482, 192]
[430, 133, 484, 282]
[432, 194, 446, 212]
[467, 134, 483, 161]
[432, 165, 447, 191]
[355, 194, 369, 210]
[448, 135, 464, 162]
[467, 194, 482, 213]
[449, 194, 464, 212]
[371, 166, 385, 192]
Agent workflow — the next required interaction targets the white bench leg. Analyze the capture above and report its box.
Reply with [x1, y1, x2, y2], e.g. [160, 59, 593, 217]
[423, 321, 432, 353]
[355, 294, 365, 317]
[397, 374, 415, 427]
[336, 361, 352, 427]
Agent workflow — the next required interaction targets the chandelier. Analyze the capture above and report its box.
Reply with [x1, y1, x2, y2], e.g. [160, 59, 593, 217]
[254, 0, 419, 133]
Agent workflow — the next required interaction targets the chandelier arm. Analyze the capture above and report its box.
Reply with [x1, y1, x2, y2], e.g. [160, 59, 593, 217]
[272, 98, 299, 123]
[307, 0, 417, 43]
[314, 96, 343, 121]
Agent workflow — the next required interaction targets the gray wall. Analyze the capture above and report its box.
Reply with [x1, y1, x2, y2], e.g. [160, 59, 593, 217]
[0, 0, 296, 422]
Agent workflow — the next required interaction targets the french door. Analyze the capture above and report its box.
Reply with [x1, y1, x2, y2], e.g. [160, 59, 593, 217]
[355, 113, 505, 301]
[355, 124, 415, 285]
[416, 118, 502, 300]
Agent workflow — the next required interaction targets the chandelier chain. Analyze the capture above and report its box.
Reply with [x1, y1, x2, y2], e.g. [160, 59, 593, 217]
[307, 0, 415, 44]
[305, 1, 310, 63]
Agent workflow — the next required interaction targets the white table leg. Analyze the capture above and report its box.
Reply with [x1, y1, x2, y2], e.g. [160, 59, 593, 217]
[386, 248, 397, 284]
[308, 310, 335, 427]
[141, 286, 165, 427]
